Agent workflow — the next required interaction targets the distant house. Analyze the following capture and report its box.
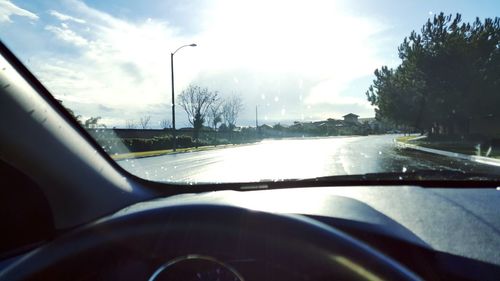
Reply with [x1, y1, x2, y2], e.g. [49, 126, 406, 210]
[343, 113, 359, 124]
[259, 124, 273, 130]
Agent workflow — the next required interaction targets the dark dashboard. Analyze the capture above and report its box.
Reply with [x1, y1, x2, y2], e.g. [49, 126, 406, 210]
[1, 185, 500, 281]
[113, 186, 500, 281]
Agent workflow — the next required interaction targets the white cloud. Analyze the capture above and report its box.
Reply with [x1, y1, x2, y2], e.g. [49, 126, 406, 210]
[305, 78, 375, 117]
[0, 0, 38, 23]
[192, 0, 385, 119]
[45, 24, 88, 46]
[28, 0, 388, 127]
[49, 10, 85, 24]
[33, 2, 181, 126]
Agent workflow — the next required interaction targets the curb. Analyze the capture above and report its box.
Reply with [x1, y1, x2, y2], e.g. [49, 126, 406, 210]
[395, 140, 500, 167]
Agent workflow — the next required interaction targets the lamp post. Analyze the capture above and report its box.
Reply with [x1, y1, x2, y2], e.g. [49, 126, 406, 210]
[171, 43, 196, 151]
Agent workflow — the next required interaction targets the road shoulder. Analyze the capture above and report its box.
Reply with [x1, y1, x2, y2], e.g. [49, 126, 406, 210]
[396, 136, 500, 167]
[111, 143, 257, 161]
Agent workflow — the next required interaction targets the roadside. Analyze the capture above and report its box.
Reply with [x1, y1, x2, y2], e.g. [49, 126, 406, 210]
[396, 135, 500, 167]
[111, 143, 251, 161]
[110, 135, 375, 161]
[110, 135, 374, 161]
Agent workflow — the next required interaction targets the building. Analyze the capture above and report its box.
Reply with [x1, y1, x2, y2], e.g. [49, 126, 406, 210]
[343, 113, 359, 124]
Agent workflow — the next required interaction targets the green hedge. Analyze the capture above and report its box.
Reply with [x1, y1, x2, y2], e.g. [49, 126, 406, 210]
[95, 135, 204, 154]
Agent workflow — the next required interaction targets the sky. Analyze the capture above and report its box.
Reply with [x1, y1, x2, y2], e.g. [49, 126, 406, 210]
[1, 0, 499, 128]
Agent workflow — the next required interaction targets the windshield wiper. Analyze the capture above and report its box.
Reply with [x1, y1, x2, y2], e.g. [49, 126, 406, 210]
[290, 170, 500, 187]
[190, 170, 500, 193]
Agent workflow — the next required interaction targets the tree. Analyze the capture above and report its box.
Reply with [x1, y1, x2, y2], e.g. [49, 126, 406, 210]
[218, 123, 229, 132]
[206, 99, 223, 144]
[207, 99, 223, 131]
[273, 123, 284, 130]
[160, 119, 172, 129]
[84, 116, 106, 129]
[367, 13, 500, 137]
[139, 116, 151, 129]
[222, 95, 244, 130]
[125, 120, 136, 129]
[179, 85, 219, 143]
[57, 99, 82, 125]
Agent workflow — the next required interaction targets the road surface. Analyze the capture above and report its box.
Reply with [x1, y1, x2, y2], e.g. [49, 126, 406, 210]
[118, 134, 500, 183]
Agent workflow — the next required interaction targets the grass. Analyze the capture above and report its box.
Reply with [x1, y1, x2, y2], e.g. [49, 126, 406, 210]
[396, 136, 419, 143]
[414, 142, 476, 154]
[110, 144, 238, 160]
[396, 135, 500, 159]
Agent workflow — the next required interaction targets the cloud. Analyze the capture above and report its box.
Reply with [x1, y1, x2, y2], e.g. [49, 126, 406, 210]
[45, 24, 88, 46]
[305, 78, 375, 115]
[0, 0, 38, 23]
[49, 10, 85, 24]
[190, 0, 386, 121]
[28, 0, 202, 128]
[23, 0, 388, 127]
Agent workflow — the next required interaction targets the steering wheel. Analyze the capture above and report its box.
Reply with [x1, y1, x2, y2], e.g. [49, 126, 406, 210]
[0, 204, 421, 280]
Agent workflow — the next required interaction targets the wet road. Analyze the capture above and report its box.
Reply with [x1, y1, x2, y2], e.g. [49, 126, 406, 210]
[118, 134, 500, 183]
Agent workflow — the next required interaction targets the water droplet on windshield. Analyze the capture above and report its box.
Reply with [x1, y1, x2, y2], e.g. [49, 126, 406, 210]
[402, 167, 407, 173]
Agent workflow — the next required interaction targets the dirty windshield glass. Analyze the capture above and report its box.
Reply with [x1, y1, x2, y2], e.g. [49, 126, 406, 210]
[1, 0, 500, 183]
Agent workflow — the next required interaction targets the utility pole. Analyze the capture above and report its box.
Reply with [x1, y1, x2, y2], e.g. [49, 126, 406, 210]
[255, 105, 259, 128]
[255, 105, 259, 137]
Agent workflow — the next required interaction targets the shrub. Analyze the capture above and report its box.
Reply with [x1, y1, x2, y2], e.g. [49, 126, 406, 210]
[95, 135, 203, 154]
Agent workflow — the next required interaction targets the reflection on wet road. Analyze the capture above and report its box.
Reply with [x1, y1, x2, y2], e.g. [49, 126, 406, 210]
[118, 135, 500, 183]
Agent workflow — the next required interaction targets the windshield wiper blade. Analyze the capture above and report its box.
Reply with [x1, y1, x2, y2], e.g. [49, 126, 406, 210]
[296, 170, 500, 183]
[239, 170, 500, 191]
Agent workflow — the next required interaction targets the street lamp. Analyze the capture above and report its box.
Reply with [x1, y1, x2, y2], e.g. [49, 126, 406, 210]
[171, 43, 196, 151]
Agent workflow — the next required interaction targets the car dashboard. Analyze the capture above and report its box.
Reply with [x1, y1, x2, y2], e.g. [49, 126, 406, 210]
[106, 185, 500, 281]
[1, 185, 500, 281]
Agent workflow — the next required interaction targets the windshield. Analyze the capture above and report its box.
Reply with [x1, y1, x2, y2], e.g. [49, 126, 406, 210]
[1, 0, 499, 184]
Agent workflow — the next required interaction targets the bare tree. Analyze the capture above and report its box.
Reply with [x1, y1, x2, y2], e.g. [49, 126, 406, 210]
[125, 120, 136, 129]
[160, 119, 172, 129]
[207, 99, 223, 129]
[222, 95, 244, 130]
[139, 116, 151, 129]
[206, 99, 223, 144]
[179, 85, 219, 143]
